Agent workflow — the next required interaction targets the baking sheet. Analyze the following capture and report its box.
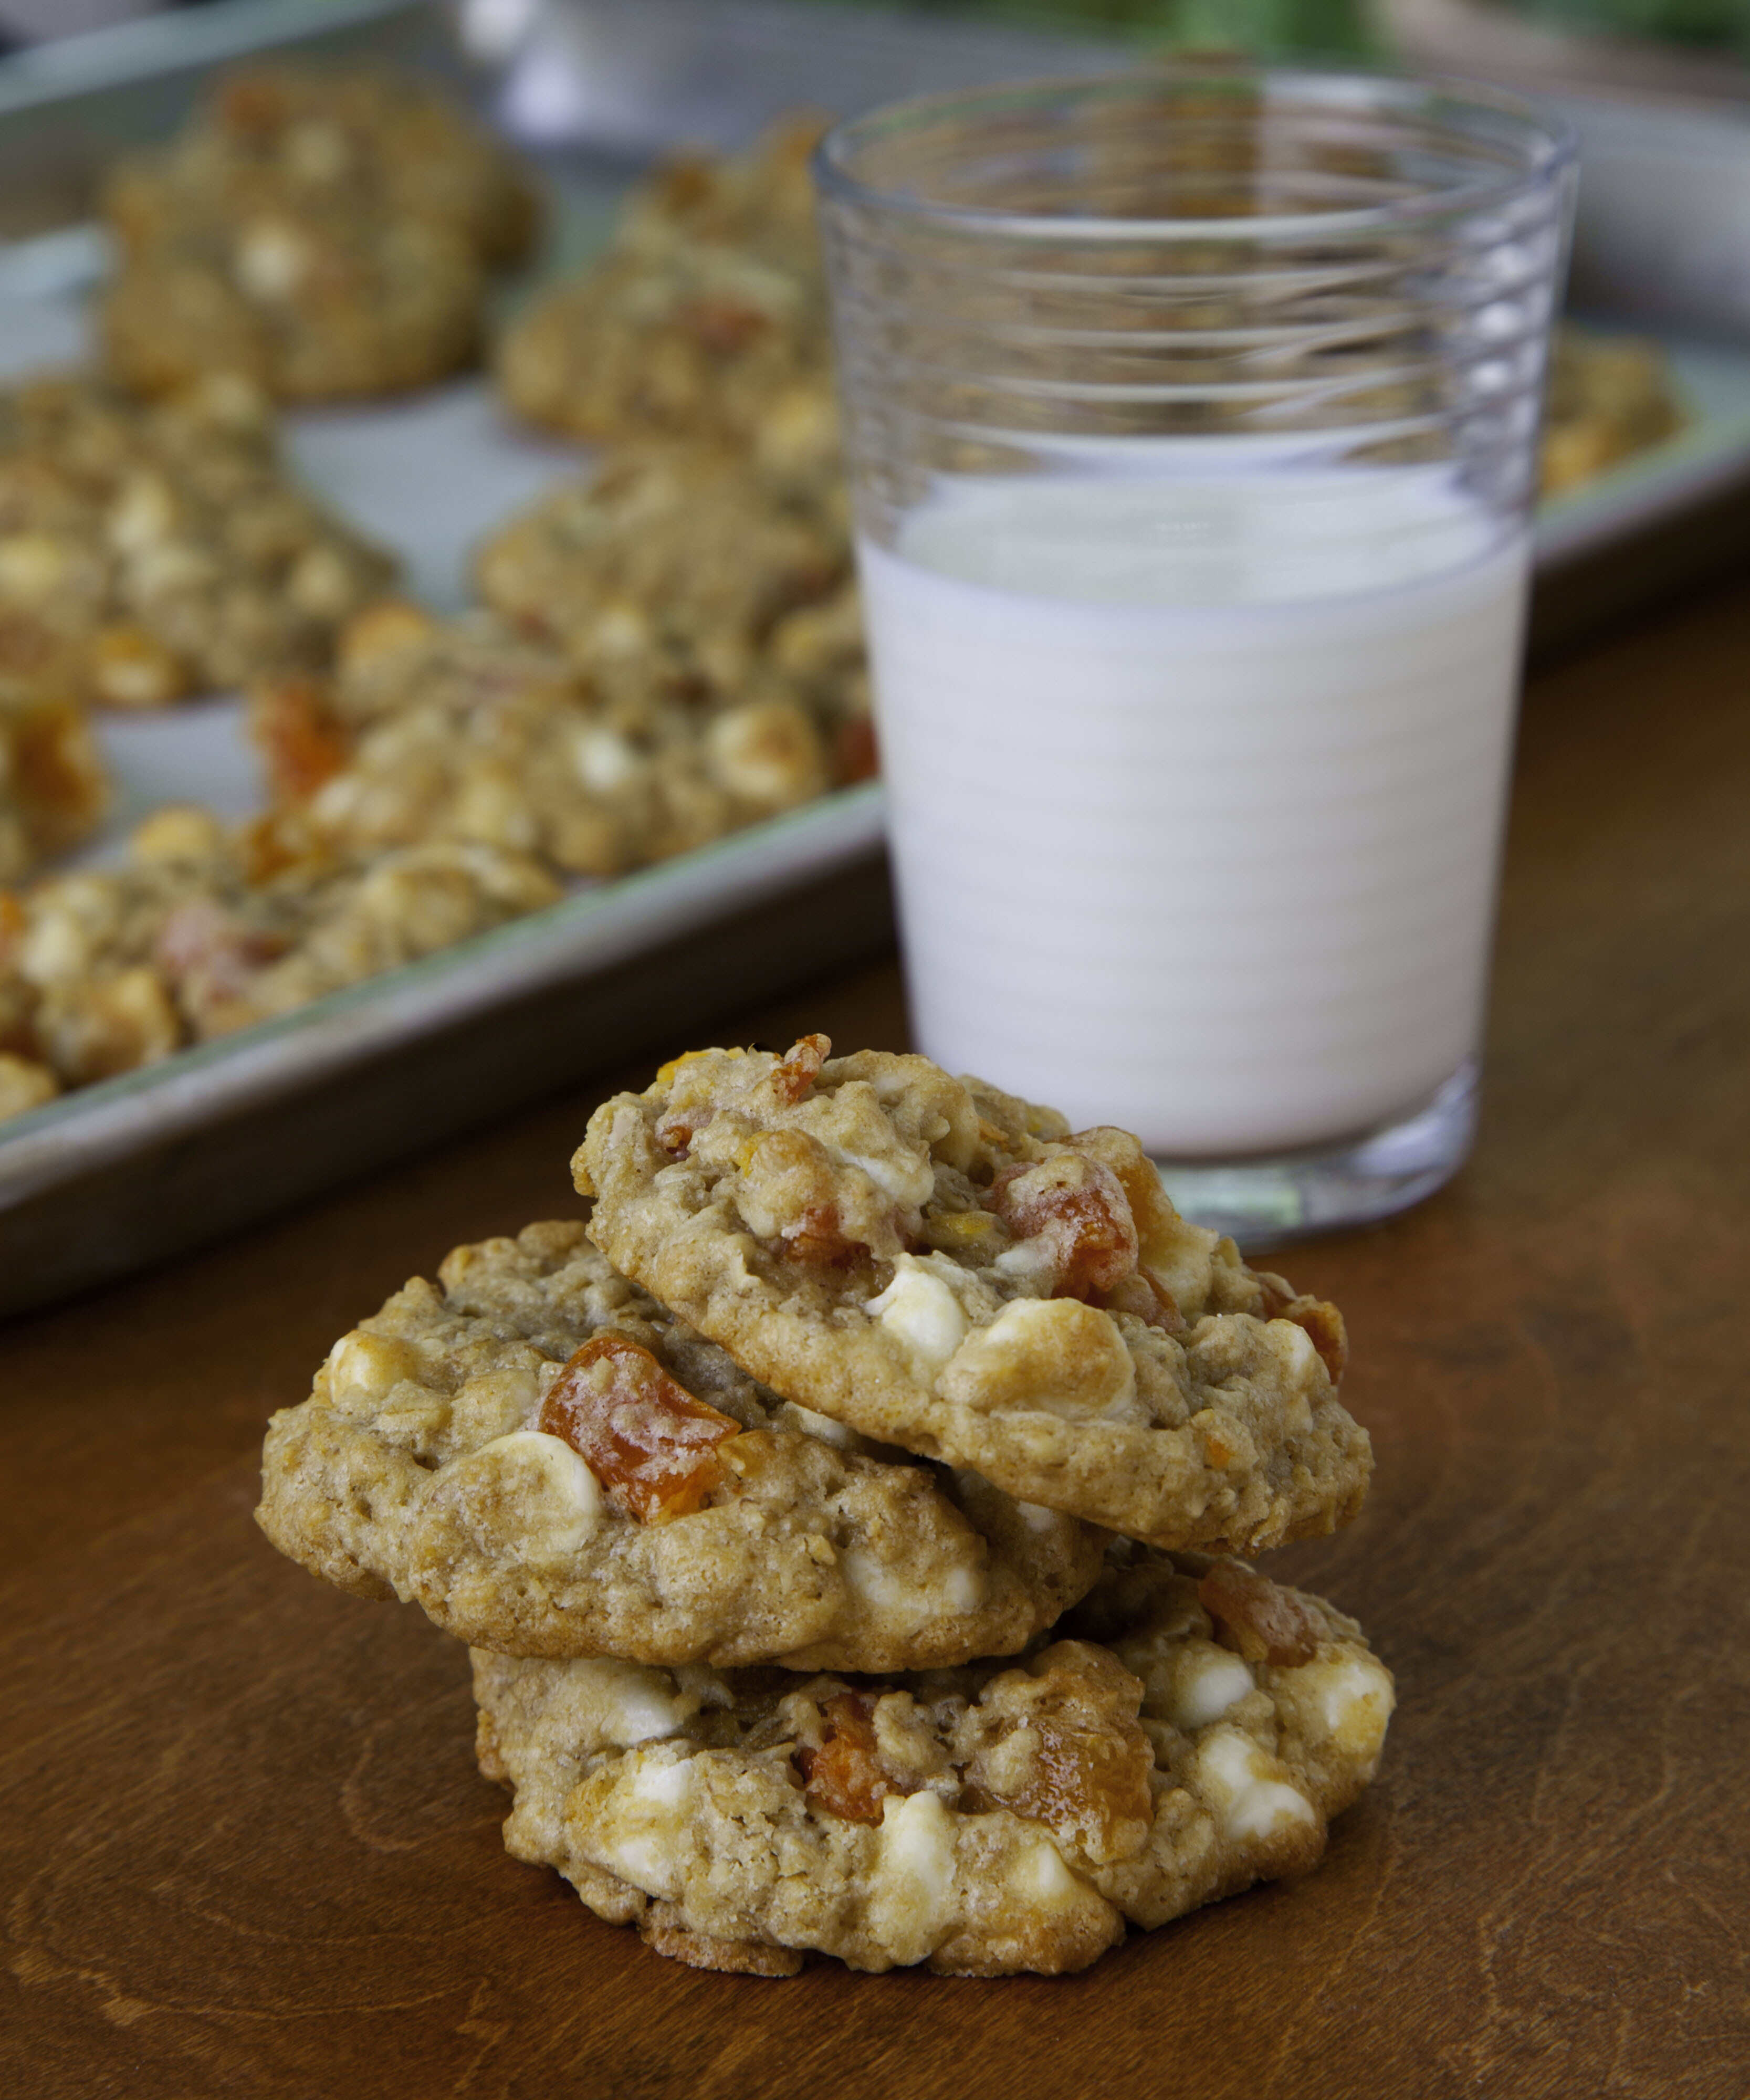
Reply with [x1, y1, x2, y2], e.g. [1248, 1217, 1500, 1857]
[5, 0, 1750, 1316]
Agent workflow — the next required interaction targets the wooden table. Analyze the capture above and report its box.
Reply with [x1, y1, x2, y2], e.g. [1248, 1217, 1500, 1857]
[5, 575, 1748, 2100]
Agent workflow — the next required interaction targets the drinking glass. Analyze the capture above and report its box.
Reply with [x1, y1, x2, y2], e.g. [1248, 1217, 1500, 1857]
[814, 68, 1576, 1243]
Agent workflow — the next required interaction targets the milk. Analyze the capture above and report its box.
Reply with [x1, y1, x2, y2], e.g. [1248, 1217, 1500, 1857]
[859, 470, 1531, 1156]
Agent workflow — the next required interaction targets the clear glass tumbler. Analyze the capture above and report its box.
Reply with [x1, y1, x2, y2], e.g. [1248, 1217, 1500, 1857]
[814, 68, 1575, 1245]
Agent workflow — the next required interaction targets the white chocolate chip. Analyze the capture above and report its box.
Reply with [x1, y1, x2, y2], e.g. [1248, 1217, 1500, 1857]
[108, 474, 178, 554]
[288, 544, 359, 620]
[1301, 1652, 1396, 1764]
[865, 1254, 969, 1376]
[834, 1144, 936, 1209]
[1276, 1322, 1321, 1380]
[1009, 1832, 1083, 1909]
[601, 1750, 695, 1897]
[571, 1658, 697, 1748]
[941, 1296, 1137, 1421]
[573, 724, 642, 794]
[840, 1545, 980, 1619]
[467, 1430, 603, 1557]
[868, 1790, 957, 1967]
[1195, 1727, 1318, 1846]
[235, 221, 310, 300]
[1168, 1643, 1256, 1732]
[323, 1329, 418, 1414]
[705, 698, 821, 807]
[992, 1238, 1058, 1289]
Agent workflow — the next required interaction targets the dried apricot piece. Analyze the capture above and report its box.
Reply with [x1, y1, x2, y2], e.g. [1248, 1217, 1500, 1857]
[987, 1148, 1138, 1299]
[1065, 1126, 1181, 1257]
[1256, 1273, 1348, 1384]
[963, 1648, 1151, 1863]
[798, 1692, 899, 1824]
[770, 1031, 830, 1106]
[250, 676, 351, 803]
[1198, 1561, 1325, 1668]
[539, 1334, 740, 1524]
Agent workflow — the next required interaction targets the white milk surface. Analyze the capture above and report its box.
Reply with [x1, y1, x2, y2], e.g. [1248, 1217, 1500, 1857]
[861, 471, 1532, 1156]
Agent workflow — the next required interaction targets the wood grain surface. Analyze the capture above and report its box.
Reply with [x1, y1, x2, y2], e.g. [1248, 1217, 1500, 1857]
[5, 578, 1749, 2100]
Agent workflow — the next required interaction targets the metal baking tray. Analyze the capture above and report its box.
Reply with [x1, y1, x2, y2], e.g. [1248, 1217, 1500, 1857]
[4, 0, 1750, 1317]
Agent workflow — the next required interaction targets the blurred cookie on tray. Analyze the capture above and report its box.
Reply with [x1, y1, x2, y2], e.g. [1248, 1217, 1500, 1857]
[473, 442, 868, 766]
[615, 113, 827, 274]
[1542, 323, 1688, 498]
[0, 372, 395, 707]
[100, 65, 541, 402]
[496, 120, 832, 448]
[248, 599, 850, 885]
[0, 802, 557, 1118]
[103, 65, 540, 270]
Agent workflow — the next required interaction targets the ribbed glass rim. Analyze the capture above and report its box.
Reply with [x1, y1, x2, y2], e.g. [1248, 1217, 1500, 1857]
[813, 65, 1576, 244]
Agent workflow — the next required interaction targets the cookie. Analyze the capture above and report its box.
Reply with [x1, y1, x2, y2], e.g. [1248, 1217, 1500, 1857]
[472, 1548, 1395, 1976]
[575, 1039, 1372, 1551]
[101, 205, 485, 404]
[104, 65, 539, 270]
[497, 244, 831, 452]
[474, 439, 852, 690]
[616, 115, 827, 276]
[257, 1219, 1104, 1671]
[496, 119, 827, 449]
[1541, 324, 1685, 499]
[0, 804, 557, 1106]
[0, 373, 394, 704]
[101, 65, 538, 404]
[248, 604, 834, 883]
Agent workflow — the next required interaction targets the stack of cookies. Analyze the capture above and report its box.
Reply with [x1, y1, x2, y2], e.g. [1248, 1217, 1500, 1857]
[257, 1035, 1392, 1977]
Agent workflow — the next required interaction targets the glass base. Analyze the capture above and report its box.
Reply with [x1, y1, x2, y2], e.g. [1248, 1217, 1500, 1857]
[1152, 1061, 1478, 1253]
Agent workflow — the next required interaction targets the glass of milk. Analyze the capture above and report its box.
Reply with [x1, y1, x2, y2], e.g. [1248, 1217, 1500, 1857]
[814, 69, 1575, 1242]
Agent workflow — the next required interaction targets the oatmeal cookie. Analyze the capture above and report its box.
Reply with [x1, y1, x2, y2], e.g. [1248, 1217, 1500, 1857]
[496, 119, 829, 451]
[474, 440, 852, 694]
[100, 65, 537, 404]
[616, 115, 827, 275]
[103, 65, 539, 270]
[576, 1040, 1372, 1550]
[258, 1219, 1104, 1670]
[0, 804, 557, 1102]
[1541, 325, 1686, 499]
[497, 245, 832, 455]
[249, 605, 833, 882]
[472, 1548, 1394, 1976]
[102, 204, 485, 404]
[0, 372, 394, 704]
